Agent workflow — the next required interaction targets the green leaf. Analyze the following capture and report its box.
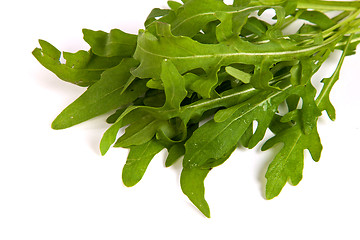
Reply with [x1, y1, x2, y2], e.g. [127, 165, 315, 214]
[114, 114, 168, 148]
[170, 0, 233, 37]
[233, 0, 251, 7]
[289, 58, 314, 86]
[316, 34, 353, 121]
[100, 106, 145, 155]
[161, 59, 188, 109]
[262, 121, 322, 200]
[106, 108, 126, 124]
[180, 167, 211, 218]
[298, 10, 336, 30]
[242, 17, 268, 37]
[33, 40, 121, 86]
[165, 143, 185, 167]
[132, 21, 340, 89]
[83, 28, 137, 57]
[122, 139, 164, 187]
[101, 60, 189, 152]
[100, 75, 260, 156]
[144, 8, 173, 28]
[51, 58, 147, 129]
[183, 81, 298, 169]
[34, 0, 360, 218]
[251, 57, 274, 89]
[298, 83, 321, 134]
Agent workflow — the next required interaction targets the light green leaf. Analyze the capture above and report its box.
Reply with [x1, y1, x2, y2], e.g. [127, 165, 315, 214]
[114, 114, 167, 148]
[161, 59, 188, 109]
[100, 106, 145, 155]
[183, 81, 297, 169]
[233, 0, 251, 7]
[132, 21, 338, 89]
[262, 121, 322, 200]
[144, 8, 173, 28]
[298, 10, 336, 30]
[225, 66, 251, 84]
[83, 28, 137, 58]
[167, 1, 182, 11]
[165, 143, 185, 167]
[51, 58, 147, 129]
[100, 75, 260, 156]
[170, 0, 233, 37]
[180, 167, 211, 218]
[299, 83, 321, 134]
[122, 139, 164, 187]
[32, 40, 121, 86]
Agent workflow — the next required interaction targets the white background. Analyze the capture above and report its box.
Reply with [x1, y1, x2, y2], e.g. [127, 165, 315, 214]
[1, 0, 360, 239]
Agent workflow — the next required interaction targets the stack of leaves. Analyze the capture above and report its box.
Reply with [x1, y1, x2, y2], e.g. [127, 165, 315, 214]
[33, 0, 360, 217]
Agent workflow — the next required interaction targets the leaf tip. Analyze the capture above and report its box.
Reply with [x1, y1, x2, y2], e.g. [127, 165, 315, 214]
[51, 119, 65, 130]
[122, 170, 139, 187]
[99, 140, 111, 156]
[265, 192, 276, 200]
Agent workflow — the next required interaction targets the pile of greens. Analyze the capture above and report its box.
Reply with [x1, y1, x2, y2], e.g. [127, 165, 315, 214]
[33, 0, 360, 217]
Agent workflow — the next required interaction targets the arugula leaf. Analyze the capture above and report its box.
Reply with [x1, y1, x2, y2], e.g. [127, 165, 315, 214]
[122, 139, 164, 187]
[83, 28, 137, 58]
[262, 117, 322, 199]
[34, 0, 360, 218]
[298, 10, 336, 30]
[51, 58, 147, 129]
[316, 34, 354, 120]
[262, 35, 353, 199]
[170, 0, 234, 37]
[132, 20, 349, 91]
[33, 40, 121, 86]
[165, 143, 185, 167]
[183, 81, 297, 169]
[180, 167, 211, 218]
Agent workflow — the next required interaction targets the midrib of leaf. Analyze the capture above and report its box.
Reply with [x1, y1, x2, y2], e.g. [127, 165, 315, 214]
[267, 130, 302, 191]
[63, 77, 139, 117]
[159, 73, 291, 120]
[87, 85, 124, 105]
[114, 117, 163, 147]
[281, 131, 301, 170]
[137, 27, 347, 60]
[126, 141, 152, 165]
[186, 84, 292, 166]
[158, 83, 258, 119]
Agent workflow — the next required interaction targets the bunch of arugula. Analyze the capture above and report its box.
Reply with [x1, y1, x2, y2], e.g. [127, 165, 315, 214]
[33, 0, 360, 217]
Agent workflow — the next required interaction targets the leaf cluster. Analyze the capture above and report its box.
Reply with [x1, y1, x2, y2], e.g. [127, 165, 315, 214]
[33, 0, 360, 217]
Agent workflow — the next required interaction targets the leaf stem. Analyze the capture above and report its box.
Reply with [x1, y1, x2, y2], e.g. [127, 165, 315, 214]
[322, 9, 360, 36]
[315, 34, 354, 106]
[297, 0, 360, 12]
